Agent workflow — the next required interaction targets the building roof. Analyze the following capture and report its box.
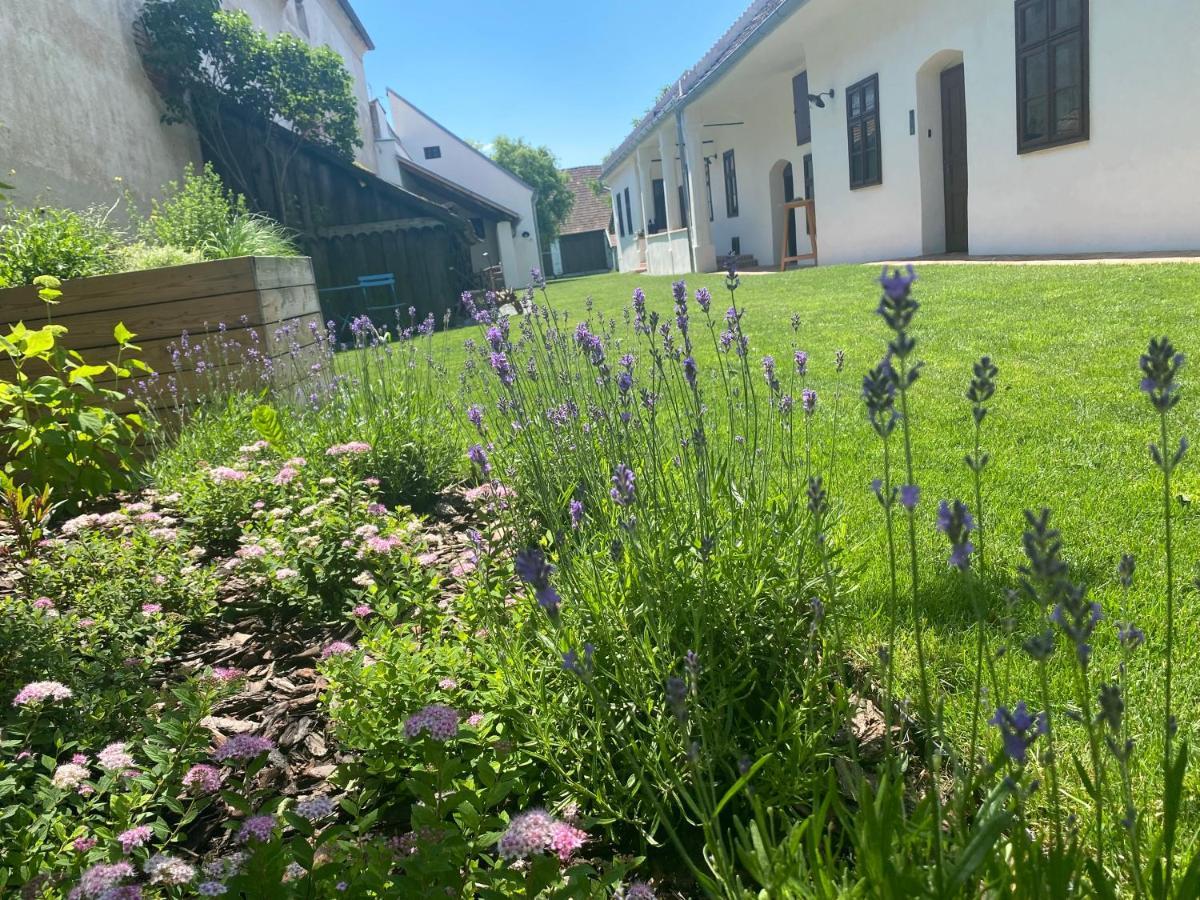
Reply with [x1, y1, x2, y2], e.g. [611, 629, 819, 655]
[600, 0, 799, 176]
[559, 166, 611, 236]
[333, 0, 374, 50]
[395, 156, 521, 221]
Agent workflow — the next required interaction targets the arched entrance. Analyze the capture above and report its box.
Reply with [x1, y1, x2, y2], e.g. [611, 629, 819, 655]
[916, 50, 967, 255]
[768, 159, 798, 267]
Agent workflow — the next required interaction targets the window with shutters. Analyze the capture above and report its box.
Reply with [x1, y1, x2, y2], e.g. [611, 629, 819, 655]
[1015, 0, 1089, 153]
[616, 195, 625, 237]
[624, 188, 633, 235]
[846, 74, 881, 189]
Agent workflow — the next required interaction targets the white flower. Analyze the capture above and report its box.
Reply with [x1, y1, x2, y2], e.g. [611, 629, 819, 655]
[51, 763, 89, 789]
[145, 853, 197, 885]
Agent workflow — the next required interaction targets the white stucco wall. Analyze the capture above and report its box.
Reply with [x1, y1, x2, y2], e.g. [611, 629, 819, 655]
[0, 0, 200, 214]
[229, 0, 377, 174]
[608, 0, 1200, 267]
[607, 159, 646, 272]
[386, 92, 541, 284]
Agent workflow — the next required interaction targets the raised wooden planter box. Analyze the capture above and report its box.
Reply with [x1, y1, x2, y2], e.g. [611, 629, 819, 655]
[0, 256, 324, 413]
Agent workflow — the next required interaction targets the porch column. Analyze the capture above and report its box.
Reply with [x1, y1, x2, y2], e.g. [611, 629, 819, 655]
[635, 145, 654, 235]
[657, 128, 680, 232]
[682, 112, 717, 272]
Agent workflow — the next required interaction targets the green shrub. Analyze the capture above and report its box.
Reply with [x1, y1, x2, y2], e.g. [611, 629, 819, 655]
[135, 161, 246, 253]
[0, 205, 122, 288]
[115, 240, 203, 272]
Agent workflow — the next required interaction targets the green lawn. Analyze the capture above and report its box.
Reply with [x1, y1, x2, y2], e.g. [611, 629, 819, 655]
[433, 262, 1200, 804]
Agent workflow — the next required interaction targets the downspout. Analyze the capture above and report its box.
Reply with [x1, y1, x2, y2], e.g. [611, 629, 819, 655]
[674, 106, 696, 273]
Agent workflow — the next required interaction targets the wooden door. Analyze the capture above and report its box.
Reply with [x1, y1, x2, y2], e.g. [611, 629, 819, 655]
[941, 64, 968, 253]
[782, 163, 797, 258]
[651, 179, 667, 233]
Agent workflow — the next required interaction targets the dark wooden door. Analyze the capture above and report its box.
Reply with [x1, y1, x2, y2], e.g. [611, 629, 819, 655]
[782, 163, 797, 258]
[941, 64, 968, 253]
[651, 179, 667, 233]
[559, 232, 610, 275]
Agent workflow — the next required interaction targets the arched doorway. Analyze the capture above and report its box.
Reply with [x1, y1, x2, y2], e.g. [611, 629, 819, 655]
[916, 50, 967, 255]
[768, 159, 798, 267]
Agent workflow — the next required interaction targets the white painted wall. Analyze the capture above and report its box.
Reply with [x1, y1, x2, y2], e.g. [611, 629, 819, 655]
[228, 0, 377, 173]
[607, 0, 1200, 267]
[607, 158, 646, 272]
[386, 92, 541, 284]
[0, 0, 200, 214]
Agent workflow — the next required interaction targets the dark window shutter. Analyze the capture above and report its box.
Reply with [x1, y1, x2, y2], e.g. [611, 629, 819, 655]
[793, 71, 812, 145]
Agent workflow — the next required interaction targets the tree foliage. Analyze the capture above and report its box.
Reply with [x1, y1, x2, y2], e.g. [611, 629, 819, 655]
[490, 137, 574, 247]
[137, 0, 360, 219]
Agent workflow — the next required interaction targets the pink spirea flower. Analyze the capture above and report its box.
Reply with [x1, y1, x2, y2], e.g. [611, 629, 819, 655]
[351, 604, 373, 618]
[212, 734, 274, 763]
[273, 466, 299, 486]
[144, 853, 196, 885]
[97, 742, 135, 770]
[118, 825, 153, 853]
[73, 835, 98, 853]
[321, 641, 355, 660]
[497, 809, 588, 861]
[286, 457, 306, 467]
[295, 794, 336, 822]
[13, 680, 73, 707]
[235, 544, 266, 559]
[466, 713, 484, 728]
[209, 466, 249, 483]
[183, 764, 223, 793]
[237, 814, 276, 843]
[362, 477, 380, 487]
[326, 441, 371, 456]
[33, 596, 55, 609]
[363, 534, 402, 555]
[366, 502, 387, 516]
[75, 860, 135, 898]
[72, 753, 89, 765]
[404, 704, 460, 741]
[141, 603, 162, 615]
[548, 820, 588, 861]
[77, 617, 96, 628]
[274, 567, 300, 580]
[53, 763, 90, 789]
[621, 882, 657, 900]
[210, 667, 243, 683]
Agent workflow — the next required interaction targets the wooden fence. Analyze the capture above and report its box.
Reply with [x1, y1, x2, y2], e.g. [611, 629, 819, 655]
[0, 256, 324, 414]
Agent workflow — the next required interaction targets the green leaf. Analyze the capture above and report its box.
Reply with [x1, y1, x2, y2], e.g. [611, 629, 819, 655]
[68, 364, 108, 384]
[22, 329, 55, 360]
[113, 322, 137, 347]
[714, 752, 773, 816]
[251, 404, 286, 448]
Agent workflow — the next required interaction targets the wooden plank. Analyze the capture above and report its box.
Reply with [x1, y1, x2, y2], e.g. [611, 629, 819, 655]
[258, 283, 321, 324]
[251, 256, 318, 292]
[0, 258, 256, 322]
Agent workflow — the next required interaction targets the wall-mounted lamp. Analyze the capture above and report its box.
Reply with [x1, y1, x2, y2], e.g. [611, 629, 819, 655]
[521, 231, 531, 239]
[807, 89, 835, 108]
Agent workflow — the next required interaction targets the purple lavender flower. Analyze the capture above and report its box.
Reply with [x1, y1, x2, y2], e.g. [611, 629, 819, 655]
[467, 404, 484, 432]
[936, 499, 976, 571]
[779, 393, 794, 415]
[610, 463, 636, 506]
[1117, 622, 1145, 649]
[879, 264, 917, 302]
[486, 325, 505, 352]
[695, 286, 711, 312]
[569, 499, 584, 529]
[989, 701, 1047, 764]
[515, 548, 561, 620]
[802, 388, 817, 415]
[632, 288, 647, 331]
[490, 352, 515, 386]
[530, 266, 546, 290]
[762, 355, 779, 393]
[794, 350, 808, 376]
[682, 356, 698, 389]
[899, 484, 920, 511]
[467, 444, 491, 475]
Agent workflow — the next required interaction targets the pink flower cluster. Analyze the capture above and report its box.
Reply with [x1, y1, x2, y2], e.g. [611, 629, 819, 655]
[141, 603, 163, 615]
[320, 641, 355, 660]
[118, 825, 152, 853]
[351, 604, 373, 618]
[295, 794, 336, 822]
[212, 734, 274, 763]
[496, 808, 588, 862]
[237, 814, 276, 843]
[403, 704, 460, 742]
[97, 742, 135, 771]
[33, 596, 55, 610]
[210, 667, 243, 683]
[183, 764, 223, 793]
[209, 466, 249, 483]
[326, 441, 371, 456]
[273, 465, 300, 485]
[72, 860, 135, 899]
[13, 680, 73, 707]
[362, 533, 404, 555]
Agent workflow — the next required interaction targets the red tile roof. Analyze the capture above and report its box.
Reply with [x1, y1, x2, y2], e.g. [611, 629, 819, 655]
[559, 166, 612, 236]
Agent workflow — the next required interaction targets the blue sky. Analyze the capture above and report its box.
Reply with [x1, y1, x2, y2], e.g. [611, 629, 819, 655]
[355, 0, 743, 168]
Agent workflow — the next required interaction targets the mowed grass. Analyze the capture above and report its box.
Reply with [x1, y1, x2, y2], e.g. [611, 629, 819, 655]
[429, 262, 1200, 813]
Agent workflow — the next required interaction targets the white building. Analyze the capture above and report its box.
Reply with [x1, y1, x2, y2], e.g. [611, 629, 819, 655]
[379, 91, 542, 285]
[603, 0, 1200, 274]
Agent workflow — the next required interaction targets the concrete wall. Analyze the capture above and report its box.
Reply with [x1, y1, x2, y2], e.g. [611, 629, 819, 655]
[228, 0, 377, 174]
[607, 0, 1200, 267]
[386, 92, 541, 284]
[0, 0, 200, 214]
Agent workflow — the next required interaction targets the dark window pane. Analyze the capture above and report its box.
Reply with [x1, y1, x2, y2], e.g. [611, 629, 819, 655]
[1021, 0, 1048, 45]
[1023, 96, 1048, 140]
[864, 82, 876, 111]
[851, 153, 863, 185]
[866, 152, 878, 183]
[1054, 40, 1080, 90]
[1024, 51, 1048, 98]
[850, 91, 862, 117]
[1054, 0, 1081, 30]
[1053, 86, 1081, 133]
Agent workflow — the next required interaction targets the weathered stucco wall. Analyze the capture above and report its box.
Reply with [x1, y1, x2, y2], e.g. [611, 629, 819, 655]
[0, 0, 200, 215]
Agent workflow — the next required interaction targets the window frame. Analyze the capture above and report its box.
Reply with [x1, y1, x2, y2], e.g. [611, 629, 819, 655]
[723, 149, 739, 218]
[845, 73, 882, 190]
[616, 194, 625, 237]
[423, 145, 442, 160]
[624, 188, 633, 235]
[1014, 0, 1090, 154]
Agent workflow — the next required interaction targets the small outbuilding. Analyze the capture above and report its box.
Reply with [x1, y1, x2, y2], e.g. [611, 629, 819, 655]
[548, 166, 614, 278]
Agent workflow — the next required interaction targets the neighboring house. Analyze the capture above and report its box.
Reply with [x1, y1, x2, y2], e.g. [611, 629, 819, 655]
[602, 0, 1200, 274]
[381, 90, 542, 286]
[548, 166, 614, 278]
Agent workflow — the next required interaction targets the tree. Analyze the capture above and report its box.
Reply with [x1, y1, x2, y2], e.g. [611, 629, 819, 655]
[490, 137, 574, 248]
[137, 0, 360, 221]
